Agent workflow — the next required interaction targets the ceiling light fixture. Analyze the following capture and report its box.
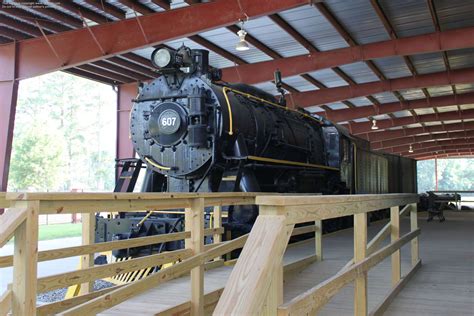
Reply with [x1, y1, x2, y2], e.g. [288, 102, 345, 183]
[371, 119, 379, 130]
[235, 21, 250, 51]
[408, 144, 414, 153]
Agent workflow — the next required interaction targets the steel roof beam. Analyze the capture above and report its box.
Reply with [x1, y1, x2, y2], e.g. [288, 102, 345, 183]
[290, 67, 474, 107]
[221, 26, 474, 84]
[409, 149, 474, 160]
[402, 144, 474, 157]
[346, 109, 474, 135]
[0, 26, 31, 41]
[388, 137, 474, 154]
[360, 121, 474, 142]
[324, 93, 474, 122]
[5, 0, 307, 80]
[372, 129, 474, 150]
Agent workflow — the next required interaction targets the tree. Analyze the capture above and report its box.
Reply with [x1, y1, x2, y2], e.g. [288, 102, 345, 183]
[9, 124, 63, 191]
[8, 71, 117, 192]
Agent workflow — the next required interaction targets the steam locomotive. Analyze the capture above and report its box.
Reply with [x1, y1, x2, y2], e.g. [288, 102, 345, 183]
[96, 46, 416, 258]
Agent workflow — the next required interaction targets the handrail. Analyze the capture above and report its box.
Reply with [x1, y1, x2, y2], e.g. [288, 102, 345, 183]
[61, 234, 249, 315]
[0, 192, 260, 316]
[0, 208, 27, 247]
[0, 228, 223, 268]
[215, 193, 420, 316]
[278, 229, 421, 315]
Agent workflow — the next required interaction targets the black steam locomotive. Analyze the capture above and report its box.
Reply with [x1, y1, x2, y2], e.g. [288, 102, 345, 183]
[96, 46, 416, 258]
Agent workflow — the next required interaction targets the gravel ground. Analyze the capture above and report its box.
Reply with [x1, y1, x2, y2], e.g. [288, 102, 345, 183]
[37, 279, 114, 303]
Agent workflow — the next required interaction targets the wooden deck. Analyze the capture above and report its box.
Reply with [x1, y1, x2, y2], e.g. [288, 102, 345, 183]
[100, 211, 474, 315]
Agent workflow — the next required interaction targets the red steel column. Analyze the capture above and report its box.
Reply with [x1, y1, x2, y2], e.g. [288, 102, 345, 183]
[116, 82, 137, 161]
[0, 43, 19, 205]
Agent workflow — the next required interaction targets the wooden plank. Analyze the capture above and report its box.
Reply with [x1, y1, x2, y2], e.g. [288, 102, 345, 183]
[256, 193, 418, 206]
[156, 288, 224, 316]
[278, 229, 420, 315]
[5, 191, 259, 201]
[339, 204, 411, 272]
[185, 198, 204, 316]
[37, 249, 193, 293]
[291, 224, 316, 237]
[0, 207, 27, 247]
[354, 213, 367, 316]
[0, 228, 222, 268]
[37, 285, 125, 316]
[315, 220, 322, 261]
[80, 212, 95, 295]
[12, 201, 39, 316]
[283, 255, 318, 274]
[60, 234, 248, 315]
[259, 195, 419, 224]
[410, 203, 419, 266]
[214, 215, 294, 315]
[391, 206, 401, 286]
[369, 260, 422, 316]
[0, 290, 11, 316]
[0, 192, 10, 208]
[213, 205, 222, 261]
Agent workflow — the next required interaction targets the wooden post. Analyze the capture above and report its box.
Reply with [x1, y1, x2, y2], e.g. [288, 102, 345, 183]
[12, 201, 39, 316]
[410, 203, 419, 266]
[80, 212, 95, 295]
[185, 198, 204, 316]
[390, 206, 401, 286]
[213, 205, 222, 261]
[354, 213, 367, 316]
[315, 220, 322, 261]
[263, 261, 283, 315]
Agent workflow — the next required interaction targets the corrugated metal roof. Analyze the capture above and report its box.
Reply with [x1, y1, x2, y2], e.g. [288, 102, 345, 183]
[372, 56, 412, 79]
[307, 69, 348, 88]
[327, 102, 349, 110]
[410, 52, 446, 74]
[338, 62, 380, 84]
[437, 105, 459, 112]
[241, 16, 308, 58]
[392, 110, 413, 118]
[427, 85, 454, 97]
[278, 5, 350, 51]
[378, 0, 435, 37]
[347, 97, 372, 107]
[399, 88, 426, 100]
[199, 27, 272, 64]
[435, 0, 474, 30]
[414, 108, 435, 115]
[447, 48, 474, 70]
[324, 0, 390, 44]
[372, 92, 400, 103]
[283, 75, 319, 92]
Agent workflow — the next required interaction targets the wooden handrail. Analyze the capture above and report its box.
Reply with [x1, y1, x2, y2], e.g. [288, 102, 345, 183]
[36, 248, 193, 293]
[0, 289, 12, 316]
[61, 234, 249, 315]
[278, 229, 420, 315]
[216, 194, 420, 316]
[0, 208, 27, 247]
[257, 193, 418, 224]
[0, 227, 223, 268]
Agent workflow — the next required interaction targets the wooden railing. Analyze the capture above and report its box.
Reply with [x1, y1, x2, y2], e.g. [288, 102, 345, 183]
[0, 192, 259, 316]
[215, 194, 420, 315]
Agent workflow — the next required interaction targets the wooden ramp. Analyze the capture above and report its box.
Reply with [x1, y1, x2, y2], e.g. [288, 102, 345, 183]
[100, 211, 474, 316]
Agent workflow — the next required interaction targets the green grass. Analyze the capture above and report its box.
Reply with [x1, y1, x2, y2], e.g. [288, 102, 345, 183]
[8, 223, 82, 244]
[38, 223, 82, 241]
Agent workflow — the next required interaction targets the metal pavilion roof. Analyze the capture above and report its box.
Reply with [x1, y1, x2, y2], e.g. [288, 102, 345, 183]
[1, 0, 474, 160]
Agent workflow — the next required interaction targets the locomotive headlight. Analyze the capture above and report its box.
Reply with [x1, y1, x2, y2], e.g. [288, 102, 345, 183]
[152, 48, 172, 68]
